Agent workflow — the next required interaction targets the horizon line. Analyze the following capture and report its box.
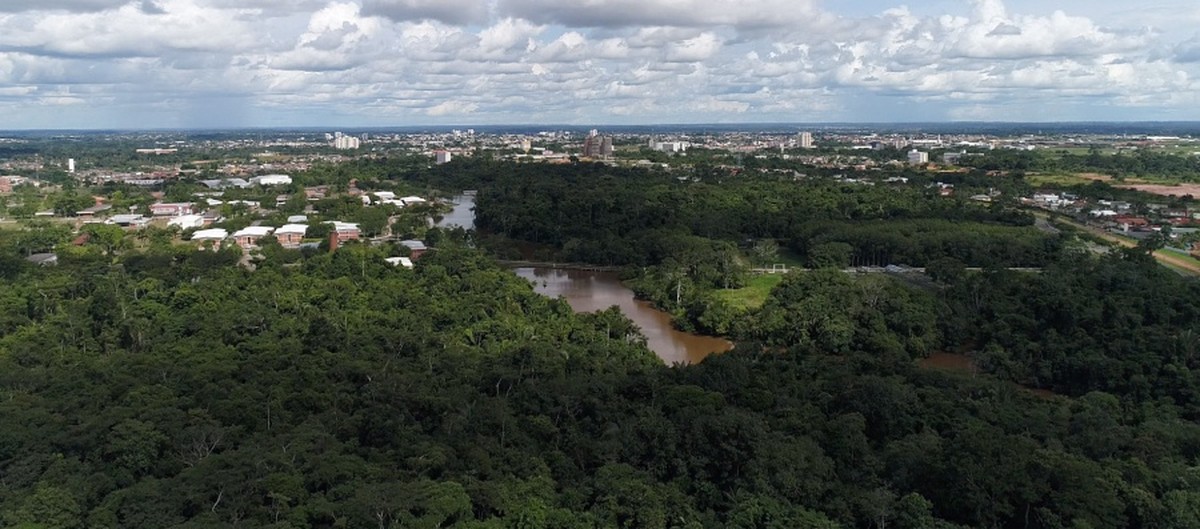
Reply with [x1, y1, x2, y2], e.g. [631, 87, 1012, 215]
[4, 120, 1200, 134]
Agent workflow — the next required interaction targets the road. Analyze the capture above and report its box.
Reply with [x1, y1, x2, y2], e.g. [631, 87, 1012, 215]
[1037, 213, 1200, 277]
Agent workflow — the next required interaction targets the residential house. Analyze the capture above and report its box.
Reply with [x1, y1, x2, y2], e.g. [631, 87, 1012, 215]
[327, 221, 361, 251]
[274, 224, 308, 248]
[107, 214, 149, 228]
[231, 226, 275, 249]
[201, 210, 224, 226]
[384, 257, 414, 269]
[168, 214, 206, 230]
[191, 228, 228, 249]
[304, 186, 328, 200]
[400, 240, 428, 259]
[150, 202, 195, 217]
[1114, 216, 1151, 232]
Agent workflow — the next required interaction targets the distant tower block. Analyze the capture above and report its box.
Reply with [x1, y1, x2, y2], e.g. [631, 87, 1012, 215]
[798, 132, 814, 149]
[68, 158, 76, 173]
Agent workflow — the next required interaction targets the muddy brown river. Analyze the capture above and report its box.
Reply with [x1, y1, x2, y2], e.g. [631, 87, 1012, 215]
[515, 268, 733, 365]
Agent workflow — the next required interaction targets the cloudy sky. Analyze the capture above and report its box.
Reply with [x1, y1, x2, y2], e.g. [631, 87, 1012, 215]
[0, 0, 1198, 128]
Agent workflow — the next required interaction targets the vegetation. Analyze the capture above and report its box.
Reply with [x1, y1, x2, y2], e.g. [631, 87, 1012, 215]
[6, 150, 1200, 528]
[712, 274, 783, 311]
[965, 147, 1200, 181]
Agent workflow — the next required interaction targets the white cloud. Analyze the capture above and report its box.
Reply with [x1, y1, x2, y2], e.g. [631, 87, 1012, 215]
[498, 0, 828, 30]
[0, 0, 261, 57]
[426, 100, 479, 116]
[666, 32, 722, 62]
[361, 0, 488, 25]
[0, 0, 1197, 127]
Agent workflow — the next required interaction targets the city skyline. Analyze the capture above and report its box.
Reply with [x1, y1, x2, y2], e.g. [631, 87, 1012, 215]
[0, 0, 1199, 129]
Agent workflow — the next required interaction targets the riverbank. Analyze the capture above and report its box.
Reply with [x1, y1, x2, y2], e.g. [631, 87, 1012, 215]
[515, 267, 733, 365]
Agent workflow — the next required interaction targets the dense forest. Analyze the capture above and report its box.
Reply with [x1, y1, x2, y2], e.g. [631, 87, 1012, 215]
[6, 158, 1200, 528]
[963, 148, 1200, 180]
[5, 238, 1200, 528]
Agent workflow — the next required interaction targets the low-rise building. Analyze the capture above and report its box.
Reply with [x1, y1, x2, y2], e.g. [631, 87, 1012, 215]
[168, 214, 205, 230]
[907, 150, 929, 165]
[384, 256, 415, 268]
[107, 214, 150, 228]
[150, 202, 195, 217]
[400, 240, 428, 259]
[231, 226, 275, 249]
[327, 221, 361, 251]
[251, 174, 292, 186]
[274, 224, 308, 248]
[191, 228, 228, 249]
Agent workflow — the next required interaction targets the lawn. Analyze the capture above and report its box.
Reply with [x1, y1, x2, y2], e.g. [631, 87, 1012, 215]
[715, 274, 785, 311]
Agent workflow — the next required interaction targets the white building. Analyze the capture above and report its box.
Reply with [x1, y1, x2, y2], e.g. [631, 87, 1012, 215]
[798, 132, 814, 149]
[384, 257, 415, 269]
[274, 224, 309, 248]
[231, 226, 275, 248]
[191, 228, 228, 242]
[435, 151, 452, 164]
[650, 141, 689, 153]
[251, 174, 292, 186]
[68, 158, 76, 173]
[168, 214, 205, 230]
[907, 150, 929, 165]
[334, 135, 361, 150]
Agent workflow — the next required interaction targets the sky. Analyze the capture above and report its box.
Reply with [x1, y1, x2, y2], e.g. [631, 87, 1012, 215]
[1, 0, 1199, 129]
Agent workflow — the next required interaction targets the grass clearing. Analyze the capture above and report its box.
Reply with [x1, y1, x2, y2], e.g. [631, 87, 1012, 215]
[1026, 173, 1096, 187]
[1026, 172, 1185, 188]
[715, 274, 784, 311]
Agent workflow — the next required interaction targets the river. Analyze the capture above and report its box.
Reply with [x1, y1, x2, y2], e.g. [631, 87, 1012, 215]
[514, 268, 733, 365]
[435, 192, 476, 230]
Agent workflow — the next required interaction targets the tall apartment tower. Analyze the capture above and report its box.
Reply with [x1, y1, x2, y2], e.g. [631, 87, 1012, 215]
[582, 131, 613, 159]
[68, 158, 76, 173]
[798, 132, 814, 149]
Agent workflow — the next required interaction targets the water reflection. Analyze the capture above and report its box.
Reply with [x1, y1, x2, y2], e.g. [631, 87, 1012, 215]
[436, 193, 476, 230]
[515, 267, 732, 365]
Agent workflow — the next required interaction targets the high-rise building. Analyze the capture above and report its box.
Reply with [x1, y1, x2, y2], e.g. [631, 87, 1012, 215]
[68, 158, 76, 173]
[798, 132, 814, 149]
[334, 136, 360, 150]
[435, 151, 452, 164]
[582, 131, 613, 159]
